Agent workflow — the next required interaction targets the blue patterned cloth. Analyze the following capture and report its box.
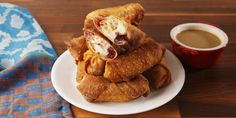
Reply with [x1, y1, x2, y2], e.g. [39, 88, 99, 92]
[0, 3, 72, 117]
[0, 56, 72, 117]
[0, 3, 57, 69]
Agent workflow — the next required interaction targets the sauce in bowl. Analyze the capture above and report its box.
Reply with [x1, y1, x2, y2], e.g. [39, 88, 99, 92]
[176, 29, 221, 49]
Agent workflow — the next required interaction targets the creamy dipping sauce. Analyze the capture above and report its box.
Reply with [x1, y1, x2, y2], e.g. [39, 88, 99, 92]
[176, 29, 221, 48]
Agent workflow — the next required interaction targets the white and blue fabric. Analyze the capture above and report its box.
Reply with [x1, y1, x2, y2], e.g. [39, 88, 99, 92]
[0, 3, 57, 69]
[0, 3, 72, 117]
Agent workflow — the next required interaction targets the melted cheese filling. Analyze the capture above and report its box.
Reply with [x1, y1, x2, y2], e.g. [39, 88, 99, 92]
[99, 16, 126, 42]
[89, 35, 110, 57]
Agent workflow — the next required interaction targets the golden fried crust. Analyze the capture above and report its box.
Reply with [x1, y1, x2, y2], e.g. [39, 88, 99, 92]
[104, 37, 165, 83]
[84, 3, 144, 29]
[66, 36, 87, 62]
[116, 74, 150, 99]
[126, 23, 146, 47]
[77, 75, 109, 102]
[83, 50, 106, 76]
[77, 74, 150, 102]
[76, 61, 86, 83]
[143, 57, 171, 89]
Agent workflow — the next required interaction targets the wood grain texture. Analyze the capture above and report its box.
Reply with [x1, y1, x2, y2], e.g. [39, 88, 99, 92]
[72, 100, 180, 118]
[2, 0, 235, 117]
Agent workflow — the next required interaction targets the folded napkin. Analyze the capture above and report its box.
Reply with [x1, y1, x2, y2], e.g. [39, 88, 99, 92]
[0, 3, 72, 117]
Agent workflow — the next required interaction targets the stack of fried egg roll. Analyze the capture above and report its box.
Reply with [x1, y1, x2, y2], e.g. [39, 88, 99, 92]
[66, 3, 171, 102]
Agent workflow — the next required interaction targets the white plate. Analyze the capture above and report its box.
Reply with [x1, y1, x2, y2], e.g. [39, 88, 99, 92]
[51, 50, 185, 115]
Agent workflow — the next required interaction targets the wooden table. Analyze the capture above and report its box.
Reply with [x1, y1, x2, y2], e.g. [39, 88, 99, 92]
[3, 0, 236, 117]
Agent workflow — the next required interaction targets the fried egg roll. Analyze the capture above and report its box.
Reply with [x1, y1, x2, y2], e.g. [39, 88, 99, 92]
[104, 37, 165, 83]
[93, 15, 145, 46]
[143, 57, 171, 89]
[77, 74, 150, 102]
[83, 50, 105, 76]
[84, 3, 144, 29]
[66, 36, 87, 62]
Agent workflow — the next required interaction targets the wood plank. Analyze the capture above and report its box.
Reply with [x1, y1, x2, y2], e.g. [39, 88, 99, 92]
[179, 101, 236, 117]
[2, 0, 236, 16]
